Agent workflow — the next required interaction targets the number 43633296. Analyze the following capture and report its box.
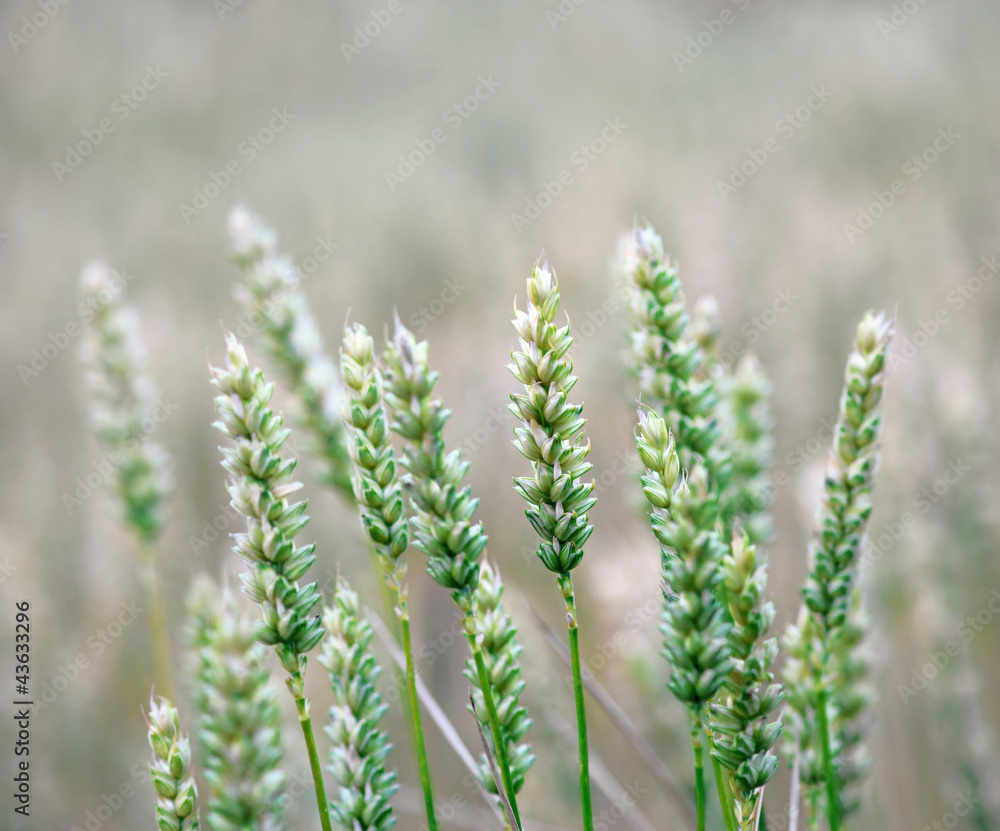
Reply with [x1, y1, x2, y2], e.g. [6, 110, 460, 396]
[15, 601, 29, 688]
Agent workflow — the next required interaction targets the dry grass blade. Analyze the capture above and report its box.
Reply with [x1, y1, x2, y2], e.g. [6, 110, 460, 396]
[527, 602, 697, 830]
[367, 608, 481, 775]
[471, 695, 521, 831]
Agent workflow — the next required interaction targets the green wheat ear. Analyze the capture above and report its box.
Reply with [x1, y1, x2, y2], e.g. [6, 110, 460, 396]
[319, 577, 398, 831]
[634, 408, 732, 711]
[227, 206, 354, 498]
[210, 331, 334, 831]
[785, 310, 893, 830]
[209, 331, 325, 687]
[146, 694, 201, 831]
[79, 262, 172, 540]
[80, 261, 176, 697]
[186, 577, 286, 831]
[718, 355, 774, 546]
[463, 561, 535, 796]
[710, 530, 783, 831]
[509, 259, 595, 831]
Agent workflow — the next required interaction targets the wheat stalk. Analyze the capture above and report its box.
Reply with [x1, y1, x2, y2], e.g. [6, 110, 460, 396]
[710, 530, 784, 831]
[186, 577, 286, 831]
[227, 207, 353, 498]
[382, 317, 521, 827]
[786, 311, 892, 831]
[209, 331, 332, 831]
[463, 561, 535, 797]
[79, 262, 175, 698]
[509, 260, 596, 831]
[146, 693, 201, 831]
[319, 576, 398, 831]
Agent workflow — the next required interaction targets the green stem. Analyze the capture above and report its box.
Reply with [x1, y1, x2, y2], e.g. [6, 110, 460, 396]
[294, 693, 334, 831]
[562, 577, 594, 831]
[138, 541, 175, 701]
[468, 629, 522, 830]
[708, 732, 737, 831]
[816, 689, 841, 831]
[691, 720, 706, 831]
[400, 609, 440, 831]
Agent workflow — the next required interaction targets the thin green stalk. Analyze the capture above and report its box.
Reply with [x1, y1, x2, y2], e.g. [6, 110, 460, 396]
[468, 630, 522, 830]
[816, 689, 840, 831]
[295, 693, 333, 831]
[708, 733, 737, 831]
[400, 611, 440, 831]
[564, 584, 594, 831]
[692, 723, 706, 831]
[139, 543, 174, 701]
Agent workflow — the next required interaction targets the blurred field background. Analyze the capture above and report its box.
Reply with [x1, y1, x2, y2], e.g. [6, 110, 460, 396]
[2, 0, 1000, 829]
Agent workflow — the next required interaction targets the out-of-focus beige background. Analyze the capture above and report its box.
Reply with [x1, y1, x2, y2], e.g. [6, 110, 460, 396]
[2, 1, 999, 829]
